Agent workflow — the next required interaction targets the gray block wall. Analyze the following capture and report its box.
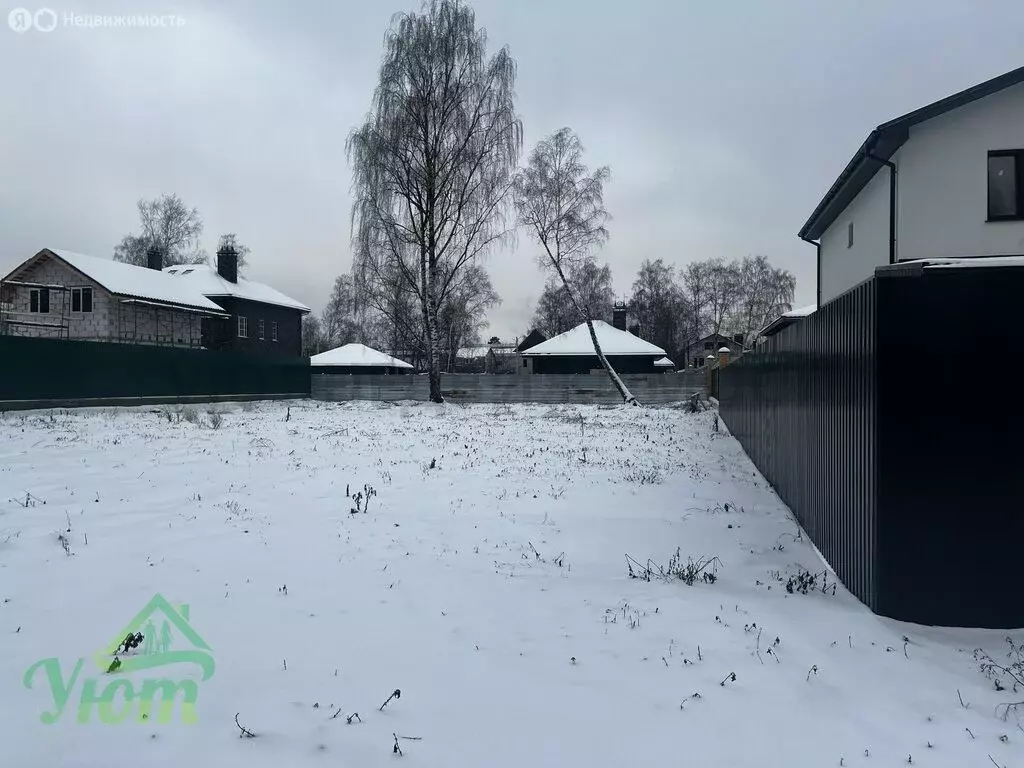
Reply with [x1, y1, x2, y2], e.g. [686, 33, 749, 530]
[312, 373, 705, 405]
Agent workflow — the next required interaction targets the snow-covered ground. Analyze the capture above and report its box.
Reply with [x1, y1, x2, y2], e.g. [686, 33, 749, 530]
[0, 401, 1019, 767]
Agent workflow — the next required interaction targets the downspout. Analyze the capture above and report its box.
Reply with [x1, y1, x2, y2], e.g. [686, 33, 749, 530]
[799, 234, 822, 309]
[866, 150, 898, 265]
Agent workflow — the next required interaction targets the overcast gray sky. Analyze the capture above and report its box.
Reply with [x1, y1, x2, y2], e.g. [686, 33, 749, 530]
[2, 0, 1022, 340]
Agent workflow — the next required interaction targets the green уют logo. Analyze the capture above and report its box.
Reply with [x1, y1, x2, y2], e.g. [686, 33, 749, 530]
[23, 594, 215, 724]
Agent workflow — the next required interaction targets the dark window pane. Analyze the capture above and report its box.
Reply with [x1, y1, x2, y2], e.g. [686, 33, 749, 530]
[30, 290, 38, 313]
[82, 288, 92, 313]
[989, 155, 1017, 217]
[40, 289, 49, 313]
[72, 289, 81, 312]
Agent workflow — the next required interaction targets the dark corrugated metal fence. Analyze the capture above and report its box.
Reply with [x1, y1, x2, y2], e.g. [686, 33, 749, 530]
[720, 264, 1024, 629]
[0, 335, 310, 408]
[720, 279, 878, 611]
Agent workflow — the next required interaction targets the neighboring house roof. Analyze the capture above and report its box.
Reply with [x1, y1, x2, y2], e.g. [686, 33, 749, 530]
[163, 264, 310, 312]
[310, 343, 413, 369]
[457, 346, 491, 359]
[3, 249, 226, 314]
[522, 320, 666, 357]
[799, 65, 1024, 240]
[654, 356, 675, 368]
[760, 303, 817, 338]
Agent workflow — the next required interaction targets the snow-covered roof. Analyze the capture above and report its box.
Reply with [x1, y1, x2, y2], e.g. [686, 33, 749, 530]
[718, 347, 731, 353]
[759, 303, 818, 338]
[654, 356, 675, 367]
[310, 343, 413, 369]
[899, 256, 1024, 270]
[785, 303, 817, 318]
[164, 264, 309, 312]
[521, 320, 666, 357]
[28, 249, 227, 314]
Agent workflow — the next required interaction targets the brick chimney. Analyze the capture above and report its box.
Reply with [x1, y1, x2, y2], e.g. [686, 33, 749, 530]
[146, 245, 162, 271]
[612, 301, 627, 331]
[217, 246, 238, 284]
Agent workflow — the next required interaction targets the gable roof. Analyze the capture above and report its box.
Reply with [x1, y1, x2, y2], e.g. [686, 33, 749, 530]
[799, 65, 1024, 241]
[521, 320, 665, 357]
[311, 343, 413, 369]
[164, 264, 309, 312]
[4, 249, 226, 314]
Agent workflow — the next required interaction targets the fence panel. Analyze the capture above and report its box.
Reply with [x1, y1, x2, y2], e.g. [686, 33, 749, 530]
[719, 280, 879, 611]
[312, 373, 704, 405]
[0, 335, 309, 409]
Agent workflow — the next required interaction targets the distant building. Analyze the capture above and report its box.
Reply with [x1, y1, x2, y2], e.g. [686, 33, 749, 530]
[0, 246, 309, 357]
[310, 343, 413, 375]
[681, 333, 745, 369]
[520, 320, 666, 374]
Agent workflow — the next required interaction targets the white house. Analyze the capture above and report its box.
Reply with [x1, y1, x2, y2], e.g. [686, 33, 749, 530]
[800, 65, 1024, 306]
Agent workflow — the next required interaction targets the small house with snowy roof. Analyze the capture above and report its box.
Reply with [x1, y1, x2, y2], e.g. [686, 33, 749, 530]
[519, 320, 666, 374]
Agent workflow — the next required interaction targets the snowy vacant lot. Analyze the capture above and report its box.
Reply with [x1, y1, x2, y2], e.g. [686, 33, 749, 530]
[0, 401, 1020, 768]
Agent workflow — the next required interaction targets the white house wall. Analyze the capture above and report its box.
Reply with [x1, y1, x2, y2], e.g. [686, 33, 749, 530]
[897, 81, 1024, 260]
[819, 158, 894, 304]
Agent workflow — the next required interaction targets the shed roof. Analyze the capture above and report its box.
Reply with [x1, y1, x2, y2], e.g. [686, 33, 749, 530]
[799, 65, 1024, 241]
[521, 320, 665, 357]
[760, 303, 818, 338]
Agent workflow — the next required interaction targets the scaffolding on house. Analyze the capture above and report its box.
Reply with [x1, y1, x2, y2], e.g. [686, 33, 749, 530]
[0, 279, 72, 339]
[0, 275, 227, 348]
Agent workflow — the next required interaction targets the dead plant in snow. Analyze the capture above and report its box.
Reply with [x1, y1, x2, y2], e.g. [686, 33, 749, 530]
[975, 638, 1024, 721]
[626, 549, 721, 586]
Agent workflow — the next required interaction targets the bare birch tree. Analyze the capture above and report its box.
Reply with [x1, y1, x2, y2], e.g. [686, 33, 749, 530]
[514, 127, 638, 405]
[114, 193, 206, 267]
[347, 0, 522, 402]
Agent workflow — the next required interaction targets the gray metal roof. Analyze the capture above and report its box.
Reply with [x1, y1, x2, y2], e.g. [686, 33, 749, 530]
[799, 65, 1024, 241]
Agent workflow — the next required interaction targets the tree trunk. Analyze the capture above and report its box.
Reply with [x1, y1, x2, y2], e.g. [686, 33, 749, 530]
[426, 258, 444, 403]
[584, 317, 638, 406]
[549, 258, 638, 406]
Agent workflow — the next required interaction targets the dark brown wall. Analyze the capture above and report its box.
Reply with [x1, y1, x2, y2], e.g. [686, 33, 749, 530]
[203, 297, 304, 357]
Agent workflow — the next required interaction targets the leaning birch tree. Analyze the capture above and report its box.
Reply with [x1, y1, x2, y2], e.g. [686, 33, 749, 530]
[514, 127, 639, 405]
[347, 0, 522, 402]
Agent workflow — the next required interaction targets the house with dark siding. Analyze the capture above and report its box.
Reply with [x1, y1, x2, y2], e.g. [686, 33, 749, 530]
[164, 247, 309, 357]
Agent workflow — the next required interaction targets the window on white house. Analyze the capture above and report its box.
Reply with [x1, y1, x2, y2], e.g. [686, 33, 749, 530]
[237, 316, 248, 338]
[259, 318, 265, 340]
[847, 221, 854, 248]
[271, 321, 278, 342]
[29, 288, 50, 313]
[71, 287, 93, 313]
[988, 150, 1023, 220]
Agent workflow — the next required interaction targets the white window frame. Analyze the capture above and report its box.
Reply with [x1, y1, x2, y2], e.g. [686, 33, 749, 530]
[271, 320, 278, 342]
[258, 318, 265, 341]
[70, 287, 94, 314]
[237, 315, 248, 339]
